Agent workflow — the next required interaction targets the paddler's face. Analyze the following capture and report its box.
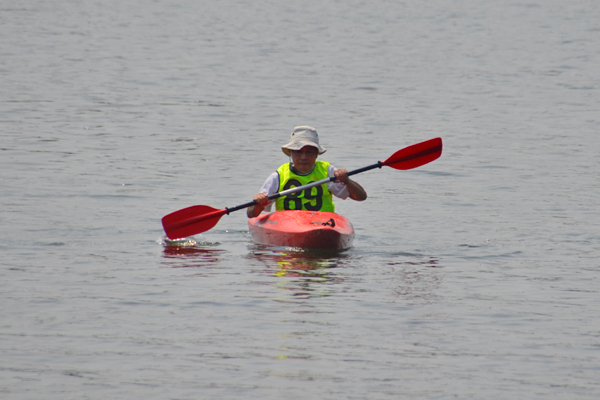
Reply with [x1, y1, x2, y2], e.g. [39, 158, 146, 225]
[291, 146, 318, 173]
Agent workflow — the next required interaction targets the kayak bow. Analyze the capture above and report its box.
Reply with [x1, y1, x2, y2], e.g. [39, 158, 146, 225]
[248, 210, 354, 250]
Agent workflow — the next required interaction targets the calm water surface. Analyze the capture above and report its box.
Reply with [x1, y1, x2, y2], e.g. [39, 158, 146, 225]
[1, 1, 599, 399]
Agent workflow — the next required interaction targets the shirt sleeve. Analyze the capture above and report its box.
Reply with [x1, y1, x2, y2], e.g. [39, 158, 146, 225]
[259, 172, 280, 196]
[326, 164, 350, 200]
[257, 172, 279, 212]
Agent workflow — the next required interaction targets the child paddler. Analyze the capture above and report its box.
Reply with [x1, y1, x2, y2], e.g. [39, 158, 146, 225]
[247, 126, 367, 218]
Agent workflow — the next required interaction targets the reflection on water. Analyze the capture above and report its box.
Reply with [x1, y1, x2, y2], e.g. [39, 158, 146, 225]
[249, 248, 349, 299]
[159, 236, 224, 268]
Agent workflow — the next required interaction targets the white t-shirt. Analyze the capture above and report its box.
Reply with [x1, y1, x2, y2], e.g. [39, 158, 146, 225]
[258, 164, 350, 211]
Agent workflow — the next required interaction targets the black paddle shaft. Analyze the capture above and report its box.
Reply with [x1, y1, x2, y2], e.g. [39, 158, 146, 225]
[347, 162, 383, 176]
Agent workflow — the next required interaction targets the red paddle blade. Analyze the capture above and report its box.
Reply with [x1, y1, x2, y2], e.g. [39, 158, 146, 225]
[383, 137, 443, 170]
[162, 205, 228, 240]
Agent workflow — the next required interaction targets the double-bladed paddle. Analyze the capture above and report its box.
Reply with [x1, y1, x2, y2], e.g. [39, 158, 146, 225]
[162, 137, 442, 240]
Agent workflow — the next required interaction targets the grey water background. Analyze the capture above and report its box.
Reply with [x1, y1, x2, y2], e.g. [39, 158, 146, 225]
[1, 0, 599, 398]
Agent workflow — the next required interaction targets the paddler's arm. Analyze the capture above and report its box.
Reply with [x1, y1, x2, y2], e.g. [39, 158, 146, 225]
[247, 192, 270, 218]
[334, 168, 367, 201]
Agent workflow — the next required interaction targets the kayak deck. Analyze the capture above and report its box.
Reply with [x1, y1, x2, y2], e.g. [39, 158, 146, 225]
[248, 210, 354, 250]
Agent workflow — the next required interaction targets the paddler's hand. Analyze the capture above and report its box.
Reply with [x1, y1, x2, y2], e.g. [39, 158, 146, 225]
[334, 168, 349, 184]
[334, 168, 368, 201]
[253, 192, 269, 207]
[248, 192, 269, 218]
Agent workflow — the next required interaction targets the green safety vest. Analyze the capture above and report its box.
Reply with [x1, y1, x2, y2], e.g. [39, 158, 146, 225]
[275, 161, 335, 212]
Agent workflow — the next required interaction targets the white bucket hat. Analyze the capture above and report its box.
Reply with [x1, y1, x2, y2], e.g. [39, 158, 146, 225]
[281, 126, 327, 157]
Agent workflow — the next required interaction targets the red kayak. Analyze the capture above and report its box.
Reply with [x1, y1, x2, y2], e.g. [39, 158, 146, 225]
[248, 210, 354, 250]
